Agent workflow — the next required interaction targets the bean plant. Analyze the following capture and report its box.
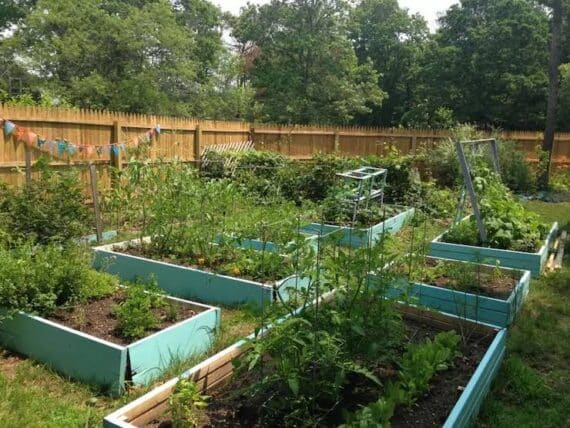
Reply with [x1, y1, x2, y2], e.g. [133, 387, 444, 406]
[443, 167, 548, 251]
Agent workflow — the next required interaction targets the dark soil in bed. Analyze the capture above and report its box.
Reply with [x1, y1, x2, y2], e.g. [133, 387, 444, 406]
[148, 317, 493, 427]
[405, 257, 523, 299]
[47, 290, 200, 346]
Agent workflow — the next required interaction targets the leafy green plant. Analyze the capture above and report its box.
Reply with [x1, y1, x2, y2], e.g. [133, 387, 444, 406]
[343, 331, 461, 427]
[0, 158, 90, 244]
[113, 279, 170, 340]
[443, 167, 548, 251]
[0, 241, 117, 317]
[169, 378, 210, 428]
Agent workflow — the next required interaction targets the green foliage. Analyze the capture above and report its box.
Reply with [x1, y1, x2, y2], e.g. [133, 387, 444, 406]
[443, 168, 549, 251]
[0, 159, 90, 244]
[233, 0, 385, 124]
[349, 0, 429, 127]
[362, 151, 415, 203]
[170, 378, 209, 428]
[406, 180, 458, 219]
[0, 241, 117, 316]
[343, 331, 461, 427]
[113, 279, 172, 341]
[418, 0, 549, 129]
[498, 141, 536, 194]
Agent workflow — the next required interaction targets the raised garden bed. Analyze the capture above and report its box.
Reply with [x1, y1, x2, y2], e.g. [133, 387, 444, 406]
[430, 219, 559, 277]
[300, 205, 415, 247]
[0, 291, 220, 396]
[93, 238, 311, 308]
[371, 256, 531, 327]
[103, 306, 505, 428]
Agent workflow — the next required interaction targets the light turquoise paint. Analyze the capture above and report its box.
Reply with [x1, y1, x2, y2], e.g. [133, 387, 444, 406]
[374, 264, 531, 328]
[430, 221, 558, 277]
[93, 241, 310, 308]
[300, 206, 415, 248]
[444, 328, 507, 428]
[103, 297, 505, 428]
[0, 311, 127, 395]
[0, 296, 219, 395]
[129, 307, 220, 386]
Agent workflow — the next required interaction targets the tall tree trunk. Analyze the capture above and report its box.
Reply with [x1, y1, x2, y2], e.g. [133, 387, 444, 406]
[541, 0, 563, 190]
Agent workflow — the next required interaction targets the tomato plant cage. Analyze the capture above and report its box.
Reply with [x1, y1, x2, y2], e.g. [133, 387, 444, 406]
[300, 166, 415, 247]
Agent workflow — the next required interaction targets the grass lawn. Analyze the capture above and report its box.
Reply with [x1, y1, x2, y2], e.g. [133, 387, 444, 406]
[0, 305, 260, 428]
[477, 201, 570, 427]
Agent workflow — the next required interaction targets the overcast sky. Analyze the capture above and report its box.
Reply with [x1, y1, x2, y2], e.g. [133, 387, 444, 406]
[216, 0, 459, 30]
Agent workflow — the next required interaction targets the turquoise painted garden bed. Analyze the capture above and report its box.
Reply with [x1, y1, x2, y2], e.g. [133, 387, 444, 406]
[371, 256, 531, 328]
[93, 238, 311, 307]
[300, 206, 415, 247]
[0, 296, 219, 396]
[430, 220, 558, 277]
[103, 305, 505, 428]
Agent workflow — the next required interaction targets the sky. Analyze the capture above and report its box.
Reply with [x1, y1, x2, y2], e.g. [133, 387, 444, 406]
[215, 0, 459, 31]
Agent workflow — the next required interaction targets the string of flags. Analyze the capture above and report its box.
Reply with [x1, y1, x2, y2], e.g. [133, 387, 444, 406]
[1, 117, 160, 159]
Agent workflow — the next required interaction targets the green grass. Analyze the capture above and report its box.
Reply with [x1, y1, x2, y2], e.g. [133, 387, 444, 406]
[477, 202, 570, 427]
[0, 304, 260, 427]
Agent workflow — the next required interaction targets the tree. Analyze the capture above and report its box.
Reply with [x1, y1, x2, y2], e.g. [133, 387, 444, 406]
[3, 0, 240, 117]
[540, 0, 564, 188]
[349, 0, 429, 126]
[419, 0, 550, 130]
[233, 0, 384, 124]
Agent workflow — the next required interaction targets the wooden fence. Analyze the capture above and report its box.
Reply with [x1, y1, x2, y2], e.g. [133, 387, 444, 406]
[1, 104, 569, 192]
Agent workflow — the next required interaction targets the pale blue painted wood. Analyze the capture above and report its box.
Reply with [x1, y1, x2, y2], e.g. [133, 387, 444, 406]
[129, 307, 220, 386]
[0, 296, 220, 395]
[0, 312, 127, 395]
[93, 248, 274, 307]
[300, 206, 415, 248]
[376, 267, 531, 327]
[93, 241, 309, 307]
[444, 329, 507, 428]
[430, 222, 558, 277]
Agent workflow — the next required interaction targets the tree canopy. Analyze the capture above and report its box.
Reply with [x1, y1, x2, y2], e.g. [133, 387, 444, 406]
[0, 0, 567, 130]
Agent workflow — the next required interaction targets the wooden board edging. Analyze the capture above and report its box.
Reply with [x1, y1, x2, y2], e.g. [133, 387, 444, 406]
[104, 296, 501, 427]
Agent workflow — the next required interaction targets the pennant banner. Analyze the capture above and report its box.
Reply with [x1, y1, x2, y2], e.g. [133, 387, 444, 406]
[0, 118, 159, 160]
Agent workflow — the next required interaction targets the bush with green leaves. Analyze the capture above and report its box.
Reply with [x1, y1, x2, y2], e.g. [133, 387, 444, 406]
[0, 241, 117, 316]
[0, 158, 90, 243]
[113, 279, 171, 340]
[498, 141, 536, 194]
[362, 151, 415, 203]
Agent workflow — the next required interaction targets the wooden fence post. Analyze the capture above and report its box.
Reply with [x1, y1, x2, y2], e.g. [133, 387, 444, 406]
[249, 127, 255, 146]
[110, 121, 122, 170]
[334, 131, 340, 153]
[411, 136, 417, 154]
[194, 124, 202, 162]
[89, 163, 103, 242]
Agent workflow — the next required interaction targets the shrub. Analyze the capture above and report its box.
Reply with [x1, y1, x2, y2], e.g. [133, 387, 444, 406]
[0, 158, 90, 243]
[498, 141, 536, 194]
[0, 242, 117, 316]
[362, 150, 415, 203]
